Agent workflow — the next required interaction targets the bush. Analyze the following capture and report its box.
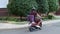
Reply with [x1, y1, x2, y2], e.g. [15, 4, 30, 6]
[47, 15, 54, 19]
[42, 15, 54, 20]
[0, 17, 27, 22]
[0, 17, 8, 20]
[7, 17, 16, 21]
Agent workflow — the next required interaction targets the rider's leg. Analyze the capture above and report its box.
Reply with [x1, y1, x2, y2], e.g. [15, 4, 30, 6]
[35, 21, 40, 28]
[36, 20, 42, 28]
[40, 22, 42, 27]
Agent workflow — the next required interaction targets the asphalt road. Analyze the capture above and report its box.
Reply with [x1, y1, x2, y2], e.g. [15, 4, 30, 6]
[0, 22, 60, 34]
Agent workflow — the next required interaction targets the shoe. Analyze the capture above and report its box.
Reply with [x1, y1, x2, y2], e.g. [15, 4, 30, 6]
[36, 25, 40, 28]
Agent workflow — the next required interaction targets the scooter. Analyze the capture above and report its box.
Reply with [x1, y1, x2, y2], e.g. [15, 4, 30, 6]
[29, 22, 42, 32]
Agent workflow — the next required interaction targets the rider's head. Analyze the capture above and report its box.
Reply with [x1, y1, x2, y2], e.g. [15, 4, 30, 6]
[29, 8, 37, 17]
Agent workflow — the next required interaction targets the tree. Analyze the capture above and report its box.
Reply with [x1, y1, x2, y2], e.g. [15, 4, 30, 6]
[7, 0, 38, 17]
[48, 0, 59, 13]
[36, 0, 59, 15]
[36, 0, 49, 14]
[7, 0, 38, 21]
[59, 0, 60, 5]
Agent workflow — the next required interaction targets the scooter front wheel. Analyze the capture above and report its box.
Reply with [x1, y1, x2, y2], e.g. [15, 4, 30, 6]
[29, 27, 35, 32]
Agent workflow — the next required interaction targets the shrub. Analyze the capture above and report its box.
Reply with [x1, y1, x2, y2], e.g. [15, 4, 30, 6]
[0, 17, 27, 22]
[47, 15, 54, 19]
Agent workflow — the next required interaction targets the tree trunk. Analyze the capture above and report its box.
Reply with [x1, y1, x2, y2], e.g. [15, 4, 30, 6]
[46, 12, 49, 16]
[20, 16, 22, 21]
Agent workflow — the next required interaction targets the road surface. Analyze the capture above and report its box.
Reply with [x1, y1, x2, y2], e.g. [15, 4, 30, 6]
[0, 21, 60, 34]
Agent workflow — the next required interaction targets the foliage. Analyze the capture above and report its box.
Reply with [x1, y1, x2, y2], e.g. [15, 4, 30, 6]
[42, 15, 54, 21]
[36, 0, 59, 14]
[0, 17, 27, 22]
[7, 0, 38, 17]
[59, 0, 60, 5]
[48, 0, 59, 12]
[36, 0, 49, 14]
[47, 15, 54, 19]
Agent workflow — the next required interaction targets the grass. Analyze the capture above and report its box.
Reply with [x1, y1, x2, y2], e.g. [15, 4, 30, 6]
[8, 21, 28, 25]
[0, 20, 28, 24]
[0, 16, 27, 24]
[0, 16, 60, 25]
[0, 16, 27, 21]
[42, 16, 60, 21]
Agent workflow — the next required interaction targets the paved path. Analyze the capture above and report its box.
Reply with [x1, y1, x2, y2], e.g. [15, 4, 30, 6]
[0, 19, 60, 34]
[0, 19, 60, 29]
